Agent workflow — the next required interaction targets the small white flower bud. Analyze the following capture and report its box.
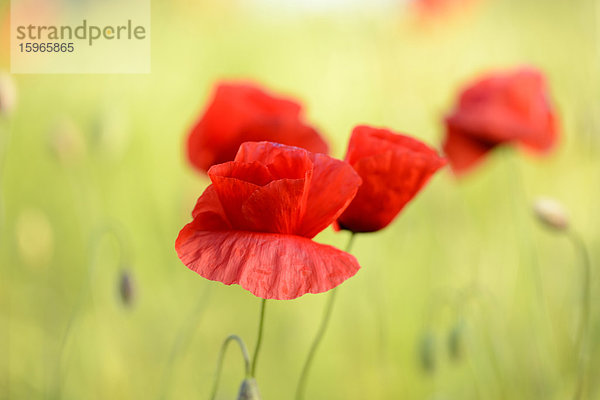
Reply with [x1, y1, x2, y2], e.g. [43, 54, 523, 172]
[533, 197, 569, 231]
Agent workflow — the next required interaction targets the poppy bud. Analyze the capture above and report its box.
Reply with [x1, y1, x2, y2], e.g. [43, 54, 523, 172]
[237, 378, 261, 400]
[118, 269, 135, 307]
[447, 319, 466, 362]
[0, 72, 17, 116]
[418, 331, 436, 374]
[533, 197, 568, 231]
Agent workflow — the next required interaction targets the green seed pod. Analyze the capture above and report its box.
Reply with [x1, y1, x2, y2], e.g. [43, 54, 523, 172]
[237, 378, 261, 400]
[419, 331, 436, 374]
[447, 319, 465, 362]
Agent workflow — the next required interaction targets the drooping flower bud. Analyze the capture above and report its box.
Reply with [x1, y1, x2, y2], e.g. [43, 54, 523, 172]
[447, 318, 466, 362]
[118, 269, 135, 307]
[418, 331, 436, 374]
[533, 197, 569, 231]
[0, 72, 17, 116]
[237, 378, 261, 400]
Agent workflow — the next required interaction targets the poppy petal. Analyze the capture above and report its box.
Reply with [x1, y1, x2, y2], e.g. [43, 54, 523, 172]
[234, 141, 313, 180]
[175, 229, 360, 300]
[347, 125, 439, 164]
[190, 185, 232, 231]
[443, 124, 496, 174]
[241, 177, 311, 234]
[298, 153, 362, 238]
[208, 162, 269, 229]
[186, 82, 329, 173]
[240, 118, 329, 156]
[338, 149, 444, 232]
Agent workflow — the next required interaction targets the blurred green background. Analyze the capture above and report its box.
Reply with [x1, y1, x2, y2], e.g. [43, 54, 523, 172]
[1, 0, 600, 398]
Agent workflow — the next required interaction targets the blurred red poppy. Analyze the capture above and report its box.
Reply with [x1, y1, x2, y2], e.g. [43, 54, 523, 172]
[336, 126, 446, 233]
[187, 82, 329, 173]
[412, 0, 476, 21]
[443, 67, 558, 174]
[176, 141, 362, 300]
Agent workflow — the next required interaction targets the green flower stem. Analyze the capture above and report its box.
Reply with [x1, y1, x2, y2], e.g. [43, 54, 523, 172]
[569, 231, 591, 400]
[210, 335, 252, 400]
[250, 298, 267, 378]
[295, 233, 356, 400]
[158, 288, 211, 400]
[54, 223, 131, 399]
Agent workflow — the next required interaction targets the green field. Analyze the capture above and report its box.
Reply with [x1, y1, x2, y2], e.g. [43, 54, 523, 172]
[2, 0, 600, 398]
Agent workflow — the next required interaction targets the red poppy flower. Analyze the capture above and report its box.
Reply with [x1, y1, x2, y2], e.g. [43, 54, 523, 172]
[187, 82, 329, 173]
[412, 0, 476, 21]
[336, 126, 446, 233]
[176, 141, 362, 300]
[443, 67, 558, 174]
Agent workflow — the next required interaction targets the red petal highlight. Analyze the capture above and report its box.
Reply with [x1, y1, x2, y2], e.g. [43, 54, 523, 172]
[175, 229, 360, 300]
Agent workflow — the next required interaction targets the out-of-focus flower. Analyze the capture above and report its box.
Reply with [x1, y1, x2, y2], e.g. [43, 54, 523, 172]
[412, 0, 475, 18]
[533, 197, 569, 231]
[176, 141, 362, 300]
[48, 118, 86, 165]
[16, 208, 54, 268]
[186, 82, 329, 173]
[0, 72, 17, 116]
[336, 125, 445, 233]
[0, 14, 10, 67]
[443, 67, 559, 174]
